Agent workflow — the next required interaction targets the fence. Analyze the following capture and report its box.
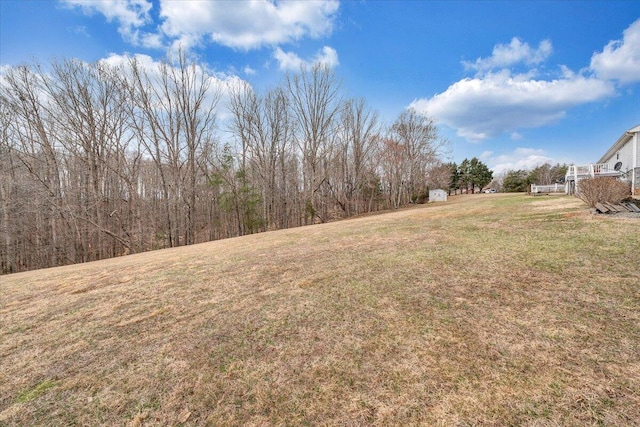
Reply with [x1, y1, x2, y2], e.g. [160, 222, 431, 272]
[530, 183, 565, 194]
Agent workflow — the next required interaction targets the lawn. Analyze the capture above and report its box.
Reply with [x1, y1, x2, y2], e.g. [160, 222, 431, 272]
[1, 193, 639, 426]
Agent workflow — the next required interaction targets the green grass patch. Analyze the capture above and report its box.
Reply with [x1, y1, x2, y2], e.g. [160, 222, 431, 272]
[15, 380, 58, 403]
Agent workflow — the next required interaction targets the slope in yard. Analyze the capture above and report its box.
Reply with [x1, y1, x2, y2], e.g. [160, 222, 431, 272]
[1, 194, 639, 426]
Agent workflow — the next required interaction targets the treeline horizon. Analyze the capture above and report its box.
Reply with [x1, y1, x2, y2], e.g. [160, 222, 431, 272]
[1, 54, 452, 274]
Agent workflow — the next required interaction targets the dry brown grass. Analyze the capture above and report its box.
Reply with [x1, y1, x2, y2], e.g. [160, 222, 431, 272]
[1, 193, 639, 426]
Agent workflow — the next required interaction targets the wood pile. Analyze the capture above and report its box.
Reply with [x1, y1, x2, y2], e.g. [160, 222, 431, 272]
[594, 201, 640, 214]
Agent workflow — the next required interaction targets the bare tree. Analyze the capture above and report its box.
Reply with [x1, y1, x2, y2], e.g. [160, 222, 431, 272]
[387, 108, 447, 203]
[0, 64, 68, 268]
[0, 102, 18, 273]
[264, 87, 296, 228]
[127, 51, 220, 246]
[44, 59, 137, 260]
[1, 57, 451, 275]
[228, 82, 296, 231]
[333, 98, 380, 215]
[286, 64, 342, 223]
[425, 160, 453, 191]
[378, 137, 408, 208]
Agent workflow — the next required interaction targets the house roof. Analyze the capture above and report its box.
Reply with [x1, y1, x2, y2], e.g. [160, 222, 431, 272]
[597, 124, 640, 164]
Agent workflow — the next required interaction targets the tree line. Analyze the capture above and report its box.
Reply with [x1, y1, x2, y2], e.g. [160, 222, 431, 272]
[500, 164, 568, 192]
[444, 161, 567, 194]
[0, 55, 449, 274]
[442, 159, 567, 194]
[446, 158, 493, 194]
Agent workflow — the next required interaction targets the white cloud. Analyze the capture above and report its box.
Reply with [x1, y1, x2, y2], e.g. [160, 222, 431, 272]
[590, 18, 640, 84]
[273, 46, 339, 71]
[100, 52, 155, 71]
[273, 48, 305, 71]
[61, 0, 339, 52]
[463, 38, 553, 73]
[411, 23, 640, 143]
[159, 0, 339, 51]
[62, 0, 155, 47]
[484, 147, 555, 175]
[317, 46, 340, 68]
[411, 70, 614, 141]
[137, 32, 164, 49]
[63, 0, 151, 28]
[244, 66, 257, 76]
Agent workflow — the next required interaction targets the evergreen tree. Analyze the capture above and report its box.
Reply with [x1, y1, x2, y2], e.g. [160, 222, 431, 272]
[448, 162, 460, 195]
[469, 157, 493, 192]
[459, 158, 471, 193]
[456, 158, 493, 193]
[502, 170, 530, 192]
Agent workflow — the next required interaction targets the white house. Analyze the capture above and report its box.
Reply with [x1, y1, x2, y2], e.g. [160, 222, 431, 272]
[566, 124, 640, 195]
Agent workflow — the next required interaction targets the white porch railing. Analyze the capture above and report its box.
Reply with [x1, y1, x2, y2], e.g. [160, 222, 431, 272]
[566, 163, 620, 179]
[565, 163, 624, 194]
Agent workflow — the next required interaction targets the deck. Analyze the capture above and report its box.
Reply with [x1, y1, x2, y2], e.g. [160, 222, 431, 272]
[565, 163, 622, 194]
[565, 163, 621, 181]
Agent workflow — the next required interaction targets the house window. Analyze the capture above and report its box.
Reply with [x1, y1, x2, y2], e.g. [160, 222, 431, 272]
[617, 152, 619, 160]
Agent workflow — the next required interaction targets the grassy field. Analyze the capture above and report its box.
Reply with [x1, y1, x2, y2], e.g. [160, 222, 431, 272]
[1, 193, 639, 426]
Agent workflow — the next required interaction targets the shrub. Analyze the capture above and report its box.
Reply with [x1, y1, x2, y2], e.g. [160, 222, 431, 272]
[577, 177, 631, 207]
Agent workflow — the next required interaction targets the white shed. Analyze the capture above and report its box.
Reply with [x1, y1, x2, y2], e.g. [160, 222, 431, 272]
[429, 189, 447, 202]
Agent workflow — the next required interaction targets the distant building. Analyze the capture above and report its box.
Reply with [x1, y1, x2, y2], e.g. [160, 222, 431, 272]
[566, 124, 640, 195]
[429, 189, 447, 202]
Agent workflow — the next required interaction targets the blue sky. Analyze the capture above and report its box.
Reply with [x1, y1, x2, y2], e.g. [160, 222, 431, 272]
[1, 0, 639, 174]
